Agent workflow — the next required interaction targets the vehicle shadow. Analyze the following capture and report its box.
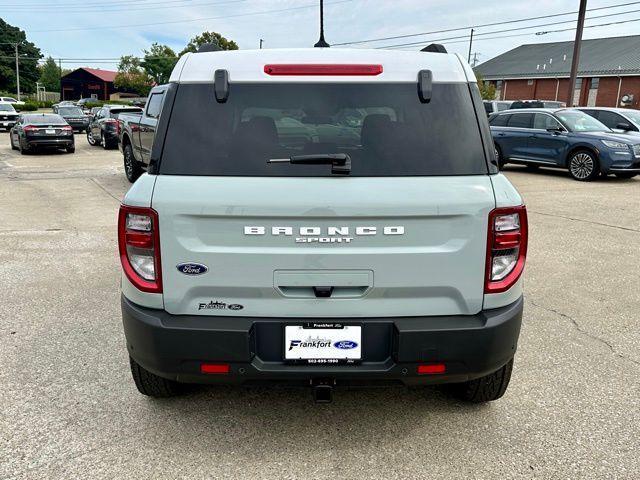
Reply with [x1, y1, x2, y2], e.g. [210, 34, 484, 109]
[502, 164, 631, 182]
[136, 384, 494, 456]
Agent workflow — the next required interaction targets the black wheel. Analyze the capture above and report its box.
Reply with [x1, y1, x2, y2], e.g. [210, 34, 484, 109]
[66, 145, 75, 153]
[19, 139, 29, 155]
[101, 132, 112, 150]
[129, 356, 180, 398]
[10, 133, 18, 150]
[87, 129, 98, 146]
[615, 172, 638, 179]
[124, 143, 143, 183]
[494, 144, 505, 170]
[568, 149, 599, 181]
[451, 358, 514, 403]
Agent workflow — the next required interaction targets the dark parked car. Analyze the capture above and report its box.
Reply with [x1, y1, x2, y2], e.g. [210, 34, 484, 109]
[490, 108, 640, 180]
[87, 105, 143, 150]
[9, 113, 74, 154]
[77, 98, 101, 110]
[576, 107, 640, 135]
[509, 100, 566, 109]
[118, 85, 167, 182]
[52, 105, 90, 132]
[0, 102, 19, 131]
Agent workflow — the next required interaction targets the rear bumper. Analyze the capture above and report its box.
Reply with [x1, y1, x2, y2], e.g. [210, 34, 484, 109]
[122, 295, 523, 386]
[25, 137, 74, 147]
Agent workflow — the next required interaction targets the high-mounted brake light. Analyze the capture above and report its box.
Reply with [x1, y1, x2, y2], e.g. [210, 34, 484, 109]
[263, 64, 383, 76]
[118, 205, 162, 293]
[485, 206, 528, 294]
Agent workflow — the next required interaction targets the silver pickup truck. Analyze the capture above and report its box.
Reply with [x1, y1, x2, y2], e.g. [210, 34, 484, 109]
[118, 85, 168, 182]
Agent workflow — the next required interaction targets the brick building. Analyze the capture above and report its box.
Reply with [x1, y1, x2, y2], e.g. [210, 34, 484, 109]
[475, 35, 640, 108]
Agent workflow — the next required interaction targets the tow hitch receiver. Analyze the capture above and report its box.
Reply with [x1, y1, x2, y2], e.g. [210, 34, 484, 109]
[312, 378, 335, 403]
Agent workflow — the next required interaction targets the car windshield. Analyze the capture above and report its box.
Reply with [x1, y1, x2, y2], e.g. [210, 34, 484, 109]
[622, 110, 640, 124]
[555, 110, 610, 132]
[160, 82, 489, 177]
[25, 114, 66, 125]
[58, 107, 84, 116]
[0, 104, 16, 112]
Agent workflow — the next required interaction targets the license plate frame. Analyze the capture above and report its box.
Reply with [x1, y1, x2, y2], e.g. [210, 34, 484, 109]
[45, 129, 55, 135]
[283, 323, 362, 365]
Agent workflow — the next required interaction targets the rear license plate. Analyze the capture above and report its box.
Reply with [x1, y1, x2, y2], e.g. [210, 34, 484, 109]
[284, 324, 361, 364]
[45, 129, 55, 134]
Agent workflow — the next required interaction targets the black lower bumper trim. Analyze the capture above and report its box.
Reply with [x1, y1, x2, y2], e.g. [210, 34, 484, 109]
[122, 295, 523, 386]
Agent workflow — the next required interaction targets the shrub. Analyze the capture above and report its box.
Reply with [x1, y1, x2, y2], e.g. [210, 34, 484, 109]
[20, 101, 40, 111]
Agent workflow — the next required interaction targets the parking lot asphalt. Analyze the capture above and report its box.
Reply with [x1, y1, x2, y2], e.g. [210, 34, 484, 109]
[0, 132, 638, 480]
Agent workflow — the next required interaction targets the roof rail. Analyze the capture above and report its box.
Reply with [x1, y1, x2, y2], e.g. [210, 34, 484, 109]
[421, 44, 447, 53]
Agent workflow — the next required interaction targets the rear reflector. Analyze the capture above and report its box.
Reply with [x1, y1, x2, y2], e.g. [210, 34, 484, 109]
[417, 364, 446, 375]
[264, 64, 383, 76]
[200, 363, 230, 374]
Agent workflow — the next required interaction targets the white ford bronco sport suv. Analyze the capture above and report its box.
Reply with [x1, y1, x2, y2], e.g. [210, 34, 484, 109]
[119, 45, 527, 403]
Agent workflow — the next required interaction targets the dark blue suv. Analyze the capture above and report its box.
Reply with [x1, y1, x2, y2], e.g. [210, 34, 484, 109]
[490, 108, 640, 181]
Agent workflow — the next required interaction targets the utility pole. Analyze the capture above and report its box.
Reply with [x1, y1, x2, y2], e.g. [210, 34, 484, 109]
[566, 0, 588, 106]
[15, 43, 21, 101]
[259, 39, 264, 49]
[467, 28, 474, 63]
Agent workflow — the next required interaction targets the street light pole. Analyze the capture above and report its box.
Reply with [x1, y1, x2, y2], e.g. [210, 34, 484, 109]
[566, 0, 588, 106]
[15, 43, 21, 101]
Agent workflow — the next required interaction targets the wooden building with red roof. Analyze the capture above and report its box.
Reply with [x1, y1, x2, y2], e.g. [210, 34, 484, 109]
[60, 67, 120, 101]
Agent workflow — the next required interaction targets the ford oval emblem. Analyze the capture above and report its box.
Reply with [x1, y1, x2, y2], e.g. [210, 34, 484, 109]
[176, 263, 208, 275]
[228, 304, 244, 311]
[334, 340, 358, 350]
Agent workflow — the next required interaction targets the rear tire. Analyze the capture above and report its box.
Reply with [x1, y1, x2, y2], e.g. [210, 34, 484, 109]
[568, 149, 599, 181]
[615, 172, 638, 179]
[124, 143, 142, 183]
[87, 129, 98, 146]
[10, 134, 18, 150]
[129, 356, 181, 398]
[66, 145, 75, 153]
[451, 358, 514, 403]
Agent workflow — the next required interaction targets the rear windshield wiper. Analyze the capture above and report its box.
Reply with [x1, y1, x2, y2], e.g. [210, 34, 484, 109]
[268, 153, 351, 175]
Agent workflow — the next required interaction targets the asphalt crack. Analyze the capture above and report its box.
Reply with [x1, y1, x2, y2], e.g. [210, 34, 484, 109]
[528, 299, 640, 367]
[528, 210, 640, 233]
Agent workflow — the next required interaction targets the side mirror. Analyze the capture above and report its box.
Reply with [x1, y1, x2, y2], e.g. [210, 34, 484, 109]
[616, 122, 632, 131]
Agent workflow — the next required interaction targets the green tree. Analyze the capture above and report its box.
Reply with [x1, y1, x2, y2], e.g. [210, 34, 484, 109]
[179, 31, 238, 56]
[141, 43, 178, 85]
[0, 19, 42, 94]
[38, 56, 61, 92]
[114, 55, 151, 96]
[475, 73, 497, 100]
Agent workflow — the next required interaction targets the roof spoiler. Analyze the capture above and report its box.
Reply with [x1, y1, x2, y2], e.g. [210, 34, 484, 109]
[421, 43, 447, 53]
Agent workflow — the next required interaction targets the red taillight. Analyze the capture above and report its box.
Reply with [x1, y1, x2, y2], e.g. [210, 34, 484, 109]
[61, 125, 73, 131]
[118, 205, 162, 293]
[23, 125, 38, 132]
[485, 206, 528, 294]
[417, 363, 446, 375]
[200, 363, 230, 374]
[263, 64, 383, 76]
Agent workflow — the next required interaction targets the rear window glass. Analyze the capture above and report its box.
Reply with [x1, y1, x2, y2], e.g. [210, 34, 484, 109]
[159, 83, 488, 176]
[58, 107, 84, 116]
[109, 108, 142, 118]
[489, 114, 508, 127]
[25, 114, 65, 124]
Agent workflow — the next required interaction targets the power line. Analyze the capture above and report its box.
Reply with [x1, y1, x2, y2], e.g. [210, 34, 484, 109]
[1, 0, 247, 14]
[29, 0, 353, 33]
[1, 0, 194, 8]
[333, 0, 640, 46]
[376, 7, 640, 49]
[383, 16, 640, 51]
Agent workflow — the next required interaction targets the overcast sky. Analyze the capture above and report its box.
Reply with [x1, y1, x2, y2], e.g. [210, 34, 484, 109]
[3, 0, 640, 70]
